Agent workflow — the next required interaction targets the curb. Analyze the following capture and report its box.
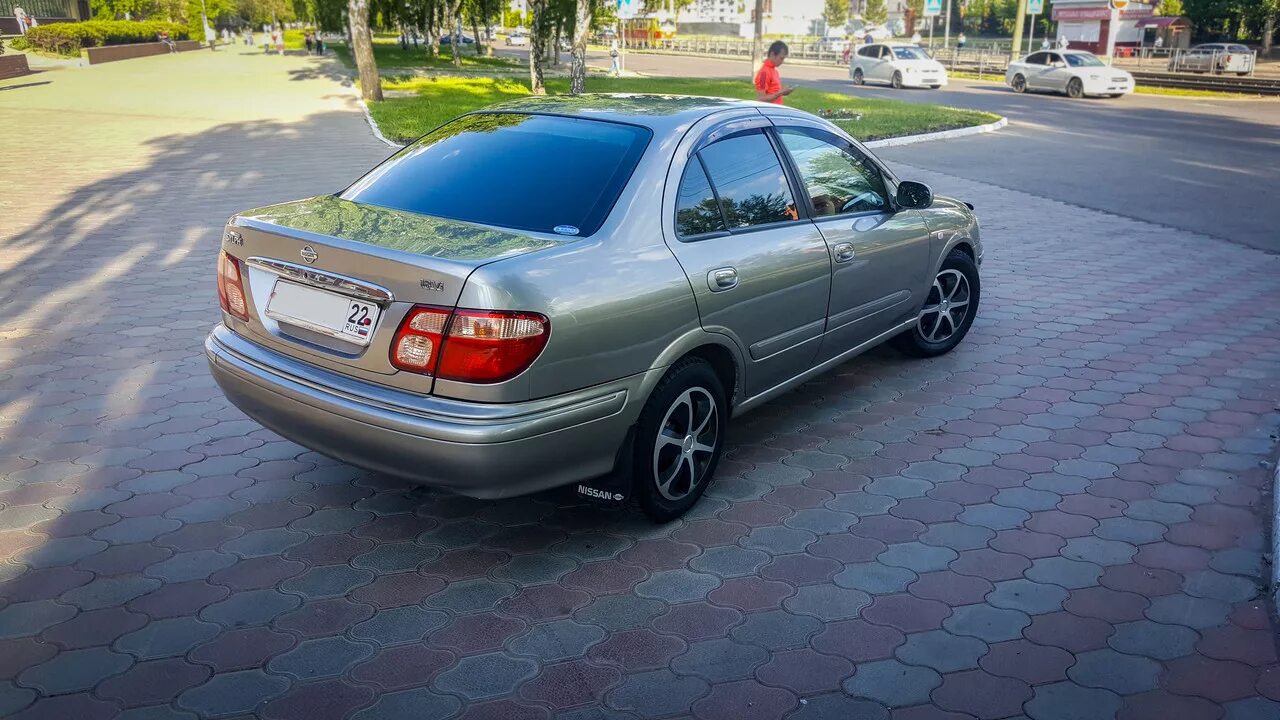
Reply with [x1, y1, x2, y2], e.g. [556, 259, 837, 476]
[354, 92, 1008, 152]
[864, 116, 1008, 148]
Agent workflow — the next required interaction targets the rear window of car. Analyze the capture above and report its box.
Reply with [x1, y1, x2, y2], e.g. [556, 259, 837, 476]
[341, 113, 651, 237]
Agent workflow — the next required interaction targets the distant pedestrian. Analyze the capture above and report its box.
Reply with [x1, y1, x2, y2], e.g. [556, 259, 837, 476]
[1058, 34, 1069, 49]
[842, 43, 852, 64]
[243, 28, 253, 45]
[13, 6, 27, 34]
[315, 35, 325, 54]
[1040, 37, 1051, 50]
[275, 28, 285, 55]
[26, 15, 37, 30]
[158, 29, 177, 52]
[609, 39, 620, 76]
[957, 32, 966, 49]
[204, 22, 217, 50]
[305, 31, 315, 54]
[221, 27, 230, 44]
[1153, 35, 1164, 50]
[863, 31, 874, 44]
[754, 40, 794, 105]
[911, 31, 922, 45]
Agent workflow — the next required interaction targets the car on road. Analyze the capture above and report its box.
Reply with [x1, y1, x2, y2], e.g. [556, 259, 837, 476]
[1167, 43, 1254, 75]
[207, 96, 983, 522]
[440, 33, 475, 45]
[1006, 50, 1134, 98]
[850, 42, 949, 89]
[505, 30, 529, 46]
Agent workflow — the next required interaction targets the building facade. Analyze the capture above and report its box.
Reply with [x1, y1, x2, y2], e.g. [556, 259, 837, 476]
[1050, 0, 1156, 53]
[2, 0, 89, 34]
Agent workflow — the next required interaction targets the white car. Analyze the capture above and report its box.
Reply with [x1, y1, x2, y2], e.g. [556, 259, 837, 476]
[850, 43, 949, 89]
[1006, 50, 1134, 98]
[505, 31, 530, 46]
[1168, 43, 1254, 75]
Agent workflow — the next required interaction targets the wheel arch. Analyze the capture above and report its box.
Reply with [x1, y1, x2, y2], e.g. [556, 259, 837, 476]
[647, 329, 746, 408]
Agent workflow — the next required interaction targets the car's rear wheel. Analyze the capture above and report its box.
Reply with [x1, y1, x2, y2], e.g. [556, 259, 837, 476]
[1067, 77, 1084, 98]
[632, 358, 727, 523]
[853, 68, 865, 85]
[891, 71, 904, 89]
[1011, 74, 1027, 93]
[893, 249, 980, 358]
[929, 84, 941, 89]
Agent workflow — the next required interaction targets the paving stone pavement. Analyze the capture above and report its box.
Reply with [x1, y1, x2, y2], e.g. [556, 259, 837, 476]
[3, 48, 1280, 720]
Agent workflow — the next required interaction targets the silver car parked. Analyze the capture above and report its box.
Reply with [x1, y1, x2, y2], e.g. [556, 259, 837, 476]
[207, 96, 983, 521]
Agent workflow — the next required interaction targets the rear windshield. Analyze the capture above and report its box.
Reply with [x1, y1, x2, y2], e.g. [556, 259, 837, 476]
[342, 113, 651, 237]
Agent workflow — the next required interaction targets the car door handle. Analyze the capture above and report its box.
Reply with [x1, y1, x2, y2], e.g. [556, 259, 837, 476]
[832, 243, 856, 264]
[708, 267, 738, 292]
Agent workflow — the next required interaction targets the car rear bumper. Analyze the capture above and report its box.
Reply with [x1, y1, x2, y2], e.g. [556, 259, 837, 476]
[206, 324, 648, 499]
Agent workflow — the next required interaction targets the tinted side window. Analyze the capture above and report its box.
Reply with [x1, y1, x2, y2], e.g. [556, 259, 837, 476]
[1025, 52, 1046, 65]
[675, 160, 726, 237]
[857, 45, 878, 57]
[698, 131, 798, 230]
[777, 128, 889, 217]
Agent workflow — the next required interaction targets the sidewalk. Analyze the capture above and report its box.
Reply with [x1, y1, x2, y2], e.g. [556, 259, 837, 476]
[1, 45, 1279, 720]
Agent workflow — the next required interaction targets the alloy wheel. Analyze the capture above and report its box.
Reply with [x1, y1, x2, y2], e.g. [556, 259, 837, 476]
[917, 269, 971, 344]
[652, 387, 719, 501]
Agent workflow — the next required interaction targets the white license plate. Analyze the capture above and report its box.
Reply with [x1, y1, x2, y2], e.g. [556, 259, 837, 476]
[266, 280, 380, 346]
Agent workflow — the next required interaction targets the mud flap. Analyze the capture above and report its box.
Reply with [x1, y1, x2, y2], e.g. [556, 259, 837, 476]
[568, 426, 635, 507]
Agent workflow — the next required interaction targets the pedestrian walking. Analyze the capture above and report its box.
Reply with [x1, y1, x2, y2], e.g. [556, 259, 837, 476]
[243, 27, 253, 45]
[957, 32, 966, 49]
[863, 31, 874, 44]
[13, 6, 27, 34]
[1040, 37, 1051, 50]
[315, 35, 325, 54]
[609, 39, 621, 76]
[204, 22, 217, 50]
[911, 31, 922, 45]
[221, 27, 230, 44]
[1058, 34, 1069, 49]
[754, 40, 794, 105]
[305, 31, 314, 54]
[275, 28, 285, 55]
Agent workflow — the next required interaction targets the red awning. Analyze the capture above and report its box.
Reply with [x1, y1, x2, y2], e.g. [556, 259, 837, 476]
[1135, 16, 1189, 28]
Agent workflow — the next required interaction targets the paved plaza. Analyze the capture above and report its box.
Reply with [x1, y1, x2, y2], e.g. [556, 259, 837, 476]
[1, 49, 1280, 720]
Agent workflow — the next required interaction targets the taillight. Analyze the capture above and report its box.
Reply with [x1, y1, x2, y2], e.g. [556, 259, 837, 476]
[390, 307, 550, 384]
[390, 306, 450, 373]
[217, 251, 249, 321]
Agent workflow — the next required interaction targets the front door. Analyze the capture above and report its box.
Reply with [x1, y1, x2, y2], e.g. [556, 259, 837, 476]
[664, 126, 831, 399]
[772, 124, 931, 362]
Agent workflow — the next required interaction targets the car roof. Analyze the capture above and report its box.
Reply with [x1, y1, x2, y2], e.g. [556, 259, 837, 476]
[1061, 50, 1097, 55]
[481, 94, 770, 132]
[881, 42, 925, 47]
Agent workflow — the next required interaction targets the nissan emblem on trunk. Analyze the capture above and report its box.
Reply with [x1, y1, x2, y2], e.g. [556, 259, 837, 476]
[300, 246, 318, 264]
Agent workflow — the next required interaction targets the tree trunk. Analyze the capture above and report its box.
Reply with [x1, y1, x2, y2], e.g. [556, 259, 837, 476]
[471, 13, 486, 56]
[529, 0, 546, 94]
[570, 0, 591, 94]
[348, 0, 383, 101]
[452, 12, 463, 67]
[1265, 11, 1275, 57]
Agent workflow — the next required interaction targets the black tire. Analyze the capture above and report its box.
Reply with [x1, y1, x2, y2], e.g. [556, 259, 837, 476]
[893, 248, 981, 358]
[891, 71, 904, 89]
[1011, 74, 1027, 93]
[1067, 77, 1084, 98]
[631, 357, 727, 523]
[929, 84, 941, 89]
[852, 68, 865, 85]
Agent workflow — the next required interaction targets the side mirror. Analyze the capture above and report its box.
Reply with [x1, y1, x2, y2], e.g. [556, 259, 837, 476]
[896, 181, 934, 210]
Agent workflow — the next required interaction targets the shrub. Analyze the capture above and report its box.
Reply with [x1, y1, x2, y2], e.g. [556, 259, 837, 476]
[22, 20, 191, 55]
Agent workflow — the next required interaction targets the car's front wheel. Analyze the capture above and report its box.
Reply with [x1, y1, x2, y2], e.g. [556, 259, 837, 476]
[1011, 74, 1027, 93]
[1067, 77, 1084, 98]
[852, 68, 865, 85]
[632, 357, 727, 523]
[893, 249, 980, 358]
[891, 71, 904, 89]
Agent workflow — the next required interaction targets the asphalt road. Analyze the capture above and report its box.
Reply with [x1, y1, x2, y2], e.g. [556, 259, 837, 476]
[536, 49, 1280, 253]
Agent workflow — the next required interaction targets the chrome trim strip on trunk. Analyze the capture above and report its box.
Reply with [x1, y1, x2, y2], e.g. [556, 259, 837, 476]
[246, 257, 394, 304]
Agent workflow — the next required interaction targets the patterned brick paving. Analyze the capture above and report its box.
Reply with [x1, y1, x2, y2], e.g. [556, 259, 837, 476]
[2, 49, 1280, 720]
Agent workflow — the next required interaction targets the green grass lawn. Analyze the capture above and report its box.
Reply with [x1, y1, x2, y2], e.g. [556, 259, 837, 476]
[368, 75, 1001, 144]
[333, 39, 521, 70]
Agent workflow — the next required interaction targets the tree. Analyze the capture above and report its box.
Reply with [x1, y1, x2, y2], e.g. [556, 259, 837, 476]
[570, 0, 592, 93]
[348, 0, 382, 101]
[823, 0, 848, 31]
[528, 0, 547, 94]
[1157, 0, 1184, 15]
[863, 0, 887, 25]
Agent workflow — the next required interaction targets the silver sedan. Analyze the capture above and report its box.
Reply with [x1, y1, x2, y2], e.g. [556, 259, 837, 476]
[207, 96, 983, 522]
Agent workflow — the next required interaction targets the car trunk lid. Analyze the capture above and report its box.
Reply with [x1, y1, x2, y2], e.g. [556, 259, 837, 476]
[221, 195, 564, 394]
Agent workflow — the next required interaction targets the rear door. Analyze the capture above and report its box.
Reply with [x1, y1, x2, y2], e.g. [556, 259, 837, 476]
[872, 45, 896, 82]
[663, 118, 831, 398]
[771, 122, 931, 361]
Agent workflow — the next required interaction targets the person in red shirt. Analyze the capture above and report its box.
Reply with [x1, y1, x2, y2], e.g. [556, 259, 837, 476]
[754, 40, 794, 104]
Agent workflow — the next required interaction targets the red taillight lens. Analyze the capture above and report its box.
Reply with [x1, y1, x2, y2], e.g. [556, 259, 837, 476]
[390, 306, 550, 383]
[437, 310, 550, 383]
[390, 306, 451, 373]
[217, 251, 249, 321]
